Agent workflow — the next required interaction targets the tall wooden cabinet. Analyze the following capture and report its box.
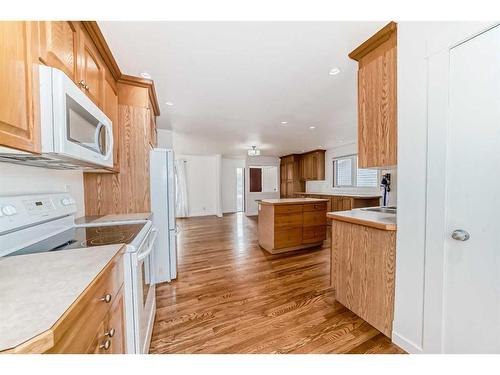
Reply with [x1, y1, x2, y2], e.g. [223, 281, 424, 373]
[280, 154, 304, 198]
[350, 22, 397, 168]
[0, 22, 40, 153]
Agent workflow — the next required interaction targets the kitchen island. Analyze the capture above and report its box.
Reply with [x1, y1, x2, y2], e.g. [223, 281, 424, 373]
[257, 198, 329, 254]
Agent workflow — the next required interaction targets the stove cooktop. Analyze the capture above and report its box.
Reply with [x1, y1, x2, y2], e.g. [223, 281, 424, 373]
[7, 223, 146, 257]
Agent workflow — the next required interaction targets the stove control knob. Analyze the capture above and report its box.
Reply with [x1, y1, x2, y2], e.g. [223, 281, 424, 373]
[61, 198, 72, 206]
[2, 205, 17, 216]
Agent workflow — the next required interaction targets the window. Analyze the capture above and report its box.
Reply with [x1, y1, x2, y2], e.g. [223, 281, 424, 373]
[333, 155, 379, 188]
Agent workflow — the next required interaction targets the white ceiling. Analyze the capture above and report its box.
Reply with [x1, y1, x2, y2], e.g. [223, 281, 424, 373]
[98, 21, 386, 157]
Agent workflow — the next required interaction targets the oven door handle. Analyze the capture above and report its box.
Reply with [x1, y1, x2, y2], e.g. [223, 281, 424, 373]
[137, 228, 158, 262]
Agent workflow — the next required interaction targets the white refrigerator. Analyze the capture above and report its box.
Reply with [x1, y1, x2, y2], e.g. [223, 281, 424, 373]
[150, 148, 177, 282]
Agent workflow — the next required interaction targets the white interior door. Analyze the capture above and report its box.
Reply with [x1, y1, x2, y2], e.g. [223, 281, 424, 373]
[442, 25, 500, 353]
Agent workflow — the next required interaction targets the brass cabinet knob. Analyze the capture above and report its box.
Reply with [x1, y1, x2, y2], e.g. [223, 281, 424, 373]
[100, 293, 112, 303]
[105, 328, 115, 338]
[100, 339, 111, 350]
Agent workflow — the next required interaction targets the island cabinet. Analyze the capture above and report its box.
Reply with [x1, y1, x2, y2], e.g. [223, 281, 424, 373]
[258, 198, 328, 254]
[349, 21, 397, 168]
[328, 214, 396, 337]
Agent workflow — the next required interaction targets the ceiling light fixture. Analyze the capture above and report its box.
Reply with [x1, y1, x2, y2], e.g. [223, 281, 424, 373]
[165, 102, 174, 106]
[329, 67, 341, 76]
[140, 72, 151, 79]
[281, 121, 288, 125]
[248, 145, 261, 156]
[309, 126, 316, 130]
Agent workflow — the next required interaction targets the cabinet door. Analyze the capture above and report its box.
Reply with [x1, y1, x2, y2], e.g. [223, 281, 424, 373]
[357, 33, 397, 168]
[280, 164, 286, 180]
[104, 288, 126, 354]
[286, 162, 294, 180]
[103, 75, 119, 171]
[0, 21, 40, 153]
[79, 29, 104, 108]
[38, 21, 78, 82]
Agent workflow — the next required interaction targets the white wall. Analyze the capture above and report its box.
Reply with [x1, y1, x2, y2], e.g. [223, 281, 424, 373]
[157, 129, 173, 148]
[0, 163, 85, 217]
[393, 21, 495, 354]
[245, 155, 280, 216]
[175, 154, 219, 217]
[221, 158, 245, 213]
[306, 142, 395, 204]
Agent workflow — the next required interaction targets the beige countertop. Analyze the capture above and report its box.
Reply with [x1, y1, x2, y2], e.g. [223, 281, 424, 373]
[258, 198, 329, 206]
[295, 192, 382, 199]
[75, 212, 152, 225]
[327, 209, 397, 231]
[0, 244, 124, 352]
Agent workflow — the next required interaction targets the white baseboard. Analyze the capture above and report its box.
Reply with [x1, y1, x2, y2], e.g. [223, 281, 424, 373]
[392, 331, 424, 354]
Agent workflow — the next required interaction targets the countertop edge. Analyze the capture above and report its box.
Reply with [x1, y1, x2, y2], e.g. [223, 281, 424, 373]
[258, 198, 330, 206]
[327, 212, 397, 231]
[294, 192, 382, 199]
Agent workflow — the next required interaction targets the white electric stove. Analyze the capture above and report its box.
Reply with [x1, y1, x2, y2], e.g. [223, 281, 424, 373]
[0, 192, 157, 354]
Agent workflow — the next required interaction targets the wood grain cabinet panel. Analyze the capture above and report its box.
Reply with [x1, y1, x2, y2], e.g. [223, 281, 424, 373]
[38, 21, 78, 82]
[0, 21, 40, 153]
[279, 154, 304, 198]
[78, 27, 105, 108]
[331, 220, 396, 337]
[350, 22, 397, 168]
[258, 200, 327, 253]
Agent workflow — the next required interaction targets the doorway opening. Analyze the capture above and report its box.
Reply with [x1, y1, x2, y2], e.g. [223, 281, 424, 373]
[236, 167, 245, 212]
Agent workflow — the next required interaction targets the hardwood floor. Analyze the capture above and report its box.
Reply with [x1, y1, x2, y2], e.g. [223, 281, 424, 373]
[149, 213, 404, 354]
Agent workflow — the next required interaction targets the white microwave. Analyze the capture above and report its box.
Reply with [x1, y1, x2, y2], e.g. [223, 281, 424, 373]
[0, 65, 113, 170]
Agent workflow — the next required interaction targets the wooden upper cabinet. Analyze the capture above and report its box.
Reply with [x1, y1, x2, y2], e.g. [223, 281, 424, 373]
[350, 21, 397, 168]
[78, 28, 105, 108]
[0, 21, 40, 153]
[38, 21, 78, 82]
[300, 150, 325, 181]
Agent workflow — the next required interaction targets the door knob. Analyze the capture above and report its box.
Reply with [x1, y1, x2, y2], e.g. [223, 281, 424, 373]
[451, 229, 470, 241]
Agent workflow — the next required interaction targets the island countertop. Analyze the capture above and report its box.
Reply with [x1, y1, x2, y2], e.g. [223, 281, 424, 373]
[294, 192, 382, 199]
[258, 198, 329, 206]
[0, 244, 124, 352]
[327, 209, 397, 231]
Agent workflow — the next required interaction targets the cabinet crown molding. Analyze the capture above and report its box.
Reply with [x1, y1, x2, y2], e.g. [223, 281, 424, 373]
[348, 21, 397, 61]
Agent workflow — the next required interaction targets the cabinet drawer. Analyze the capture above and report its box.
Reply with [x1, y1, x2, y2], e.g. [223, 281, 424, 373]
[303, 225, 327, 244]
[303, 211, 327, 227]
[274, 204, 303, 214]
[274, 213, 303, 228]
[87, 286, 126, 354]
[303, 202, 327, 212]
[274, 228, 302, 249]
[47, 254, 124, 353]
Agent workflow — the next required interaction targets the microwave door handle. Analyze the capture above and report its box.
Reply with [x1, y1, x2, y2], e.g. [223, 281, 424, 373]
[103, 121, 114, 161]
[95, 122, 114, 160]
[137, 228, 158, 262]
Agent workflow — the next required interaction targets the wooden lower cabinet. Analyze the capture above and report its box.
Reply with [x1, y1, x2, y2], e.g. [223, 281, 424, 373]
[7, 251, 127, 354]
[331, 220, 396, 337]
[86, 286, 126, 354]
[258, 199, 328, 254]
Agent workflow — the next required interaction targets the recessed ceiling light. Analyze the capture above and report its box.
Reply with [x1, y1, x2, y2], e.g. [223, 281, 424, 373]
[338, 139, 344, 143]
[165, 102, 173, 106]
[309, 126, 316, 130]
[329, 67, 341, 76]
[281, 121, 288, 125]
[140, 72, 151, 79]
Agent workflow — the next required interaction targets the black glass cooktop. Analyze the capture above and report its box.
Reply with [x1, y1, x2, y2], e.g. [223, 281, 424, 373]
[7, 223, 145, 257]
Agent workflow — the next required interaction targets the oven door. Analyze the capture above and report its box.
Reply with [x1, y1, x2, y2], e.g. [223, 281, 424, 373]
[134, 228, 158, 353]
[45, 65, 114, 168]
